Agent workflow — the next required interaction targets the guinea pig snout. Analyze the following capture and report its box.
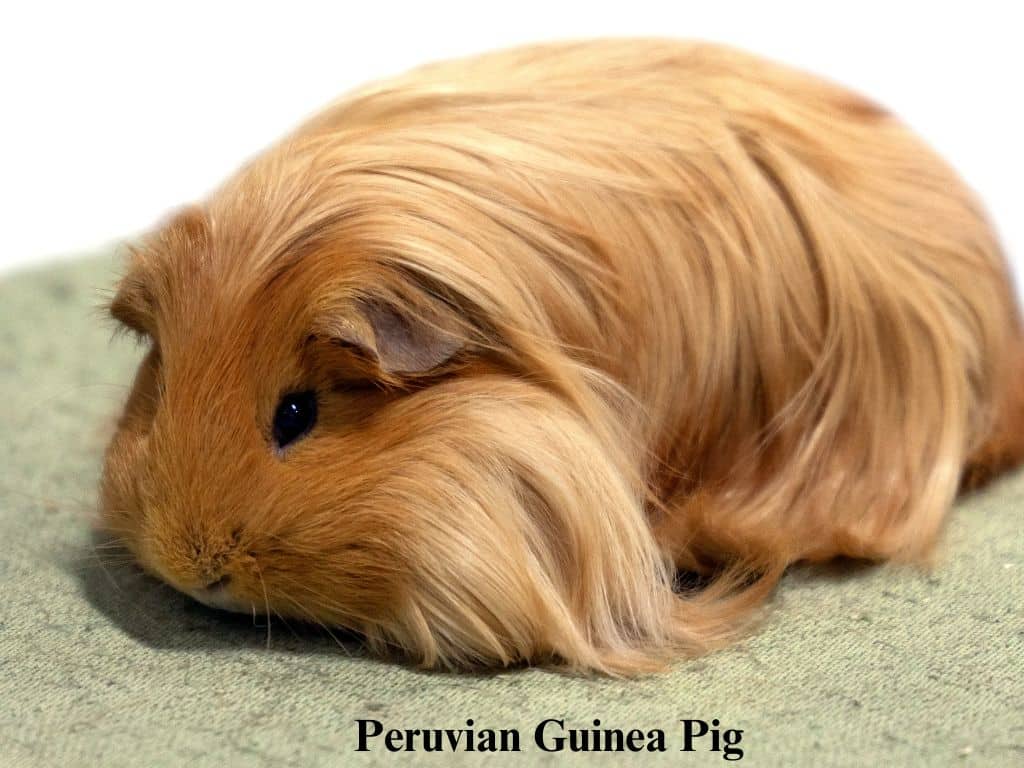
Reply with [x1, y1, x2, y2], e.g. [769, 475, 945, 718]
[186, 532, 237, 581]
[148, 523, 255, 614]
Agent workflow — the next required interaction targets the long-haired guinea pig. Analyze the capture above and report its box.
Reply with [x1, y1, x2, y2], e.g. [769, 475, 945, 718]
[100, 39, 1024, 674]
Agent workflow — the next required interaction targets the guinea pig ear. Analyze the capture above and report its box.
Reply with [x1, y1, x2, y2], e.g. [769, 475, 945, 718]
[109, 267, 155, 337]
[315, 297, 463, 376]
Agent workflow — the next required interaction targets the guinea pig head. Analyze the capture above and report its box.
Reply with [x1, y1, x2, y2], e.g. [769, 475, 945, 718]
[100, 210, 461, 622]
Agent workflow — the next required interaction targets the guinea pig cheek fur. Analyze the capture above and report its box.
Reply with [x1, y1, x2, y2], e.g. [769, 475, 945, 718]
[336, 378, 698, 673]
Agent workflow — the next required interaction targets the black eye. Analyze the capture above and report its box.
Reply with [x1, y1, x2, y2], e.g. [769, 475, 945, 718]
[272, 391, 318, 449]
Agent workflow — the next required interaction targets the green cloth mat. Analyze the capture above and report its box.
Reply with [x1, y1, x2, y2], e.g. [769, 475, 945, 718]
[1, 253, 1021, 767]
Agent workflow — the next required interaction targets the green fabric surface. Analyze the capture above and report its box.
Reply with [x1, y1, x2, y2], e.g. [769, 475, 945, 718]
[1, 253, 1021, 767]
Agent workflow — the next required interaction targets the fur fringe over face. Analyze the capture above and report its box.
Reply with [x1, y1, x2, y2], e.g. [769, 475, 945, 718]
[100, 39, 1024, 674]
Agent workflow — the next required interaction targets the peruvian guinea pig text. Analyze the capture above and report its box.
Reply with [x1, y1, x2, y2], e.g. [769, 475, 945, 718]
[100, 39, 1024, 674]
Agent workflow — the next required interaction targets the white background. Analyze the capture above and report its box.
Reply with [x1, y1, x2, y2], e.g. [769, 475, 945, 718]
[1, 1, 1020, 290]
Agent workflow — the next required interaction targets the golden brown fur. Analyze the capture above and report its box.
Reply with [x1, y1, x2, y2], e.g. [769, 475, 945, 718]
[100, 39, 1024, 673]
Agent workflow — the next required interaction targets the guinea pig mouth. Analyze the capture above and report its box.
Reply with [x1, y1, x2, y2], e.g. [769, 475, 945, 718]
[186, 579, 255, 615]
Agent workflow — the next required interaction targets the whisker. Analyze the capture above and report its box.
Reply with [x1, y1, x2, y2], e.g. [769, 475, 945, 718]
[18, 381, 131, 421]
[91, 539, 133, 550]
[257, 570, 273, 650]
[271, 609, 302, 642]
[0, 483, 99, 516]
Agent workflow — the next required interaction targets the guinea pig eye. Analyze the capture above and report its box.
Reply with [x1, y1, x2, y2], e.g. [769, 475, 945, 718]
[272, 391, 318, 449]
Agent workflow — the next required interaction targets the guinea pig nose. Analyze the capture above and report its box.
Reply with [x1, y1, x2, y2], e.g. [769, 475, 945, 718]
[203, 574, 232, 591]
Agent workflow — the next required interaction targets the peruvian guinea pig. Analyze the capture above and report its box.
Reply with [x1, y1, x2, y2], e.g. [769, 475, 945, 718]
[100, 39, 1024, 674]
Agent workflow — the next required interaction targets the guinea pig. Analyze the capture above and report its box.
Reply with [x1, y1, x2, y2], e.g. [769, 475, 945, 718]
[100, 39, 1024, 674]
